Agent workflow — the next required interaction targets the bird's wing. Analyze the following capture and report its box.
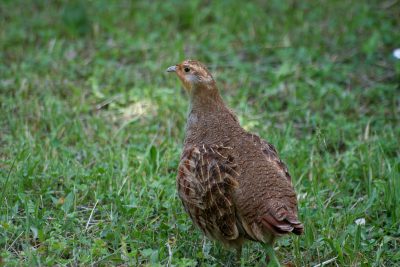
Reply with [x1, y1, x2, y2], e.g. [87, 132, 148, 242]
[177, 144, 240, 240]
[246, 132, 292, 183]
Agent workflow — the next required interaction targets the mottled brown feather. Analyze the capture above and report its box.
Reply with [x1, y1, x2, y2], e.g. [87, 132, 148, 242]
[177, 145, 241, 244]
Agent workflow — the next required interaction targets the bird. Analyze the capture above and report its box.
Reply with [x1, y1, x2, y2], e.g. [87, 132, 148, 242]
[166, 60, 303, 266]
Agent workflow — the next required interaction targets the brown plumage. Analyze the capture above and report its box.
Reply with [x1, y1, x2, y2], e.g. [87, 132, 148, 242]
[167, 60, 303, 263]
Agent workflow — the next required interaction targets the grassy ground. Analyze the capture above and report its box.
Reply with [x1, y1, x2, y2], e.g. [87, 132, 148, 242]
[1, 0, 399, 266]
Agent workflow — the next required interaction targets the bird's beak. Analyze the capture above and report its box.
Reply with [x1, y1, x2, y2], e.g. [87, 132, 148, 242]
[166, 65, 177, 73]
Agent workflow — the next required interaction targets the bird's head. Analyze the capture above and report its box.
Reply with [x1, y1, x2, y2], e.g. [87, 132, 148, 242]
[166, 60, 216, 94]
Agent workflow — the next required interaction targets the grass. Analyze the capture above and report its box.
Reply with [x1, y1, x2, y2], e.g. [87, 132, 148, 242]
[1, 0, 399, 266]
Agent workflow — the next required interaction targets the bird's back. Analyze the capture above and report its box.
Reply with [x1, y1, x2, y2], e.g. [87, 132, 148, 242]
[232, 131, 303, 243]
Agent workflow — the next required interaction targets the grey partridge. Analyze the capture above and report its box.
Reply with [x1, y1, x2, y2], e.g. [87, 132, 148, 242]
[166, 60, 303, 265]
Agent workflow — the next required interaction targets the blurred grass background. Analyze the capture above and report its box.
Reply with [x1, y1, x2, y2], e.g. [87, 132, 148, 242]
[1, 0, 399, 266]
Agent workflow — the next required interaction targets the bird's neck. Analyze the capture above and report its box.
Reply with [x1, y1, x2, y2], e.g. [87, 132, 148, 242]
[189, 85, 225, 116]
[185, 85, 239, 145]
[188, 83, 225, 113]
[189, 92, 224, 113]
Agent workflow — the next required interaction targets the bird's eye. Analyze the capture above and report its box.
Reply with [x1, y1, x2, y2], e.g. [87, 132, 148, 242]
[184, 67, 190, 73]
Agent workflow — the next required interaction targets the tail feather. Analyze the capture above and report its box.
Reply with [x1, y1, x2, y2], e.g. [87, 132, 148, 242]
[261, 212, 304, 236]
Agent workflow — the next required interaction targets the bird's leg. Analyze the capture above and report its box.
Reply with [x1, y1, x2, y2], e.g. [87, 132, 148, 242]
[263, 244, 281, 267]
[202, 236, 210, 258]
[236, 245, 242, 265]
